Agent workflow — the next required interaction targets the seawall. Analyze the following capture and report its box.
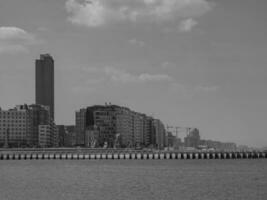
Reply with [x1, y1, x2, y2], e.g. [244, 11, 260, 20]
[0, 149, 266, 160]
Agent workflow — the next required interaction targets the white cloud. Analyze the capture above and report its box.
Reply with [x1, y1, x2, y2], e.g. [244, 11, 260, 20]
[70, 66, 218, 97]
[0, 26, 41, 54]
[65, 0, 213, 27]
[65, 0, 106, 26]
[104, 66, 172, 82]
[179, 18, 198, 32]
[70, 66, 173, 94]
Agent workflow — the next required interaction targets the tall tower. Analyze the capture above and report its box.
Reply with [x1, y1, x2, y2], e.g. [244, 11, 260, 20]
[35, 54, 54, 119]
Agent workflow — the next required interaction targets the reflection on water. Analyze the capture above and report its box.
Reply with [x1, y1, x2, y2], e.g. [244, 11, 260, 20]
[0, 160, 266, 200]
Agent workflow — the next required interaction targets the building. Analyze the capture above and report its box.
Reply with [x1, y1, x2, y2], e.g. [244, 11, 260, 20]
[57, 125, 65, 147]
[152, 119, 166, 149]
[200, 140, 237, 151]
[75, 104, 166, 149]
[184, 128, 201, 149]
[38, 125, 52, 147]
[133, 112, 145, 147]
[84, 128, 99, 148]
[0, 104, 57, 148]
[57, 125, 76, 147]
[143, 116, 153, 147]
[0, 105, 32, 147]
[87, 105, 120, 147]
[75, 108, 86, 146]
[29, 104, 51, 146]
[35, 54, 54, 119]
[65, 125, 76, 147]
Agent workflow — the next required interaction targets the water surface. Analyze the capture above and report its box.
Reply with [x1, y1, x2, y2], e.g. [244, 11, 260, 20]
[0, 160, 266, 200]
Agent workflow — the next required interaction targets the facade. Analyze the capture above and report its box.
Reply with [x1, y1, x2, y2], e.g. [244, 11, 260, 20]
[75, 109, 86, 146]
[75, 104, 166, 149]
[85, 129, 99, 148]
[133, 112, 144, 147]
[29, 104, 50, 146]
[65, 125, 76, 147]
[35, 54, 54, 119]
[115, 107, 133, 148]
[0, 104, 57, 148]
[38, 125, 52, 147]
[0, 105, 32, 147]
[143, 116, 153, 147]
[184, 128, 201, 149]
[57, 125, 65, 147]
[152, 119, 166, 149]
[57, 125, 76, 147]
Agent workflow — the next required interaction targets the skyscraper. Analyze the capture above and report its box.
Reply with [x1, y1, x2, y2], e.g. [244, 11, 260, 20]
[35, 54, 54, 119]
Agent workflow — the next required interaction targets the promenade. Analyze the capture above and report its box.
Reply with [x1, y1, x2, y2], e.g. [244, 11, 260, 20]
[0, 148, 266, 160]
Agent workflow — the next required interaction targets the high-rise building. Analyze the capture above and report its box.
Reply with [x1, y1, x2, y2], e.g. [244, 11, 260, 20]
[35, 54, 54, 119]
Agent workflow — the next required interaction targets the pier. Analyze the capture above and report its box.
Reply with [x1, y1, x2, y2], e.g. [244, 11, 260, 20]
[0, 148, 266, 160]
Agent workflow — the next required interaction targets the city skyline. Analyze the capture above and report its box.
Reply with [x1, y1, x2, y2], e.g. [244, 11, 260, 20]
[1, 0, 267, 148]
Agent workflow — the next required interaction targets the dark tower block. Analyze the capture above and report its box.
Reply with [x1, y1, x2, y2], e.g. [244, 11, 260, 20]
[35, 54, 54, 119]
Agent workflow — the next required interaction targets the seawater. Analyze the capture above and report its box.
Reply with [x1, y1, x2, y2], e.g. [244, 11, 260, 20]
[0, 160, 266, 200]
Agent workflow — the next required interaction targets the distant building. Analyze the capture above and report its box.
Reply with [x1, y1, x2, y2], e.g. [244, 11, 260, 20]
[65, 125, 76, 147]
[85, 128, 99, 148]
[29, 104, 51, 146]
[166, 132, 176, 148]
[56, 125, 76, 147]
[184, 128, 201, 149]
[200, 140, 237, 151]
[133, 112, 144, 147]
[57, 125, 65, 147]
[143, 116, 153, 147]
[152, 119, 166, 149]
[75, 108, 86, 146]
[0, 104, 57, 147]
[38, 125, 53, 147]
[75, 104, 166, 149]
[0, 105, 32, 147]
[35, 54, 54, 119]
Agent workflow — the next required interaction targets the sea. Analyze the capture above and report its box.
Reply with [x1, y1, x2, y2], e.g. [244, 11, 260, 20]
[0, 160, 266, 200]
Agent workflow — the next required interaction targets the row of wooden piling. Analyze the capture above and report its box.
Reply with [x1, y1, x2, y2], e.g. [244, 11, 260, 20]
[0, 151, 266, 160]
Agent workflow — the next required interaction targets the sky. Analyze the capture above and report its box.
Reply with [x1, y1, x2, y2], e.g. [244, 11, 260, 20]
[0, 0, 267, 148]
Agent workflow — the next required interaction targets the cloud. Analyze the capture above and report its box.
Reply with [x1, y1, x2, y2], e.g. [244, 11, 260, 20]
[65, 0, 213, 27]
[178, 18, 198, 32]
[0, 26, 41, 54]
[0, 27, 35, 41]
[70, 66, 218, 99]
[104, 66, 172, 82]
[129, 38, 145, 47]
[70, 66, 173, 94]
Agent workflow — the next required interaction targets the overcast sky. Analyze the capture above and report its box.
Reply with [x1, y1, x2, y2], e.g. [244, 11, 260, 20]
[0, 0, 267, 147]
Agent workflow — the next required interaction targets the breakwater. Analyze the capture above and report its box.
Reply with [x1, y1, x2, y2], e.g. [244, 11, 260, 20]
[0, 149, 266, 160]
